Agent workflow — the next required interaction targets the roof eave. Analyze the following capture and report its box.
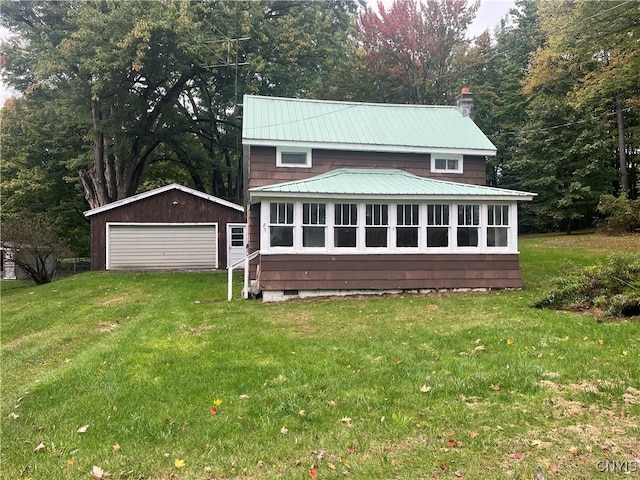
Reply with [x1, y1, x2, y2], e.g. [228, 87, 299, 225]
[243, 139, 496, 157]
[84, 184, 244, 217]
[250, 191, 536, 202]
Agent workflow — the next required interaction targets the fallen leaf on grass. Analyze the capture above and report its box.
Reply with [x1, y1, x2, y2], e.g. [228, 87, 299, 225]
[174, 459, 186, 468]
[506, 339, 514, 345]
[280, 426, 289, 434]
[34, 442, 46, 453]
[420, 384, 432, 393]
[454, 469, 463, 478]
[77, 424, 89, 434]
[309, 467, 317, 479]
[112, 443, 121, 453]
[507, 452, 524, 460]
[8, 412, 19, 419]
[90, 465, 105, 479]
[446, 439, 458, 448]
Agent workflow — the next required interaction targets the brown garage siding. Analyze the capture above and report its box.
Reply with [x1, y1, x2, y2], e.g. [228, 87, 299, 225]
[257, 254, 523, 291]
[248, 147, 486, 189]
[90, 189, 244, 270]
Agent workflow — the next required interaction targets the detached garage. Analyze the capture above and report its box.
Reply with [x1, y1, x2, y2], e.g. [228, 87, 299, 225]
[85, 184, 245, 271]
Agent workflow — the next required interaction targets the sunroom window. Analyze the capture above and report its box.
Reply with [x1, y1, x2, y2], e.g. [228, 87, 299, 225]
[334, 203, 358, 247]
[427, 204, 450, 247]
[487, 205, 509, 247]
[457, 204, 479, 247]
[303, 203, 326, 247]
[397, 204, 419, 247]
[269, 202, 294, 247]
[365, 204, 388, 247]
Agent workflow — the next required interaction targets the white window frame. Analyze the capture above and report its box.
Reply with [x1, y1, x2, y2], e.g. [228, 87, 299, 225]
[267, 202, 295, 249]
[456, 204, 482, 249]
[396, 204, 420, 249]
[431, 153, 463, 174]
[333, 202, 359, 250]
[260, 201, 519, 254]
[364, 203, 389, 249]
[276, 146, 312, 168]
[486, 204, 512, 250]
[425, 204, 451, 250]
[302, 202, 327, 249]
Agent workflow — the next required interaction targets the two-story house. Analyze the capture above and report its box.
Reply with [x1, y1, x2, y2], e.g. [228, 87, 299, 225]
[242, 93, 535, 301]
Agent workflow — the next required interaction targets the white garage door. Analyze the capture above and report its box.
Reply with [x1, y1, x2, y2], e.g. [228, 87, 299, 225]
[107, 223, 218, 270]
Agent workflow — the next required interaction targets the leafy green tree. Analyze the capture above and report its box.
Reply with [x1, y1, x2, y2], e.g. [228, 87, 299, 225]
[1, 95, 89, 254]
[1, 0, 361, 212]
[475, 0, 542, 190]
[541, 0, 640, 198]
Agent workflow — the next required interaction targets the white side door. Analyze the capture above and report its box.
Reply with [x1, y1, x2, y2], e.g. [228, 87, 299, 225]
[227, 223, 247, 267]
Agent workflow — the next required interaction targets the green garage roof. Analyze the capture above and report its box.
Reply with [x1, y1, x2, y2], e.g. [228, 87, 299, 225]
[243, 95, 496, 155]
[250, 169, 535, 200]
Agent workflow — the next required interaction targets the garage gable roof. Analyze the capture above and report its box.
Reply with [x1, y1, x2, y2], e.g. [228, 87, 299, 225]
[250, 169, 536, 201]
[84, 184, 244, 217]
[242, 95, 497, 155]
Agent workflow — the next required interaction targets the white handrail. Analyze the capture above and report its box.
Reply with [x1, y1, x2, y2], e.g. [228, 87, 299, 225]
[227, 250, 260, 301]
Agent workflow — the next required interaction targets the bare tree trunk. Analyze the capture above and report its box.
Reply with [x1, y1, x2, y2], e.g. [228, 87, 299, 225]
[616, 93, 630, 195]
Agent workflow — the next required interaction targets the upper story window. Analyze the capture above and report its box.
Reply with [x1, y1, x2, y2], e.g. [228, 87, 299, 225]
[431, 153, 463, 174]
[276, 147, 312, 168]
[269, 202, 294, 247]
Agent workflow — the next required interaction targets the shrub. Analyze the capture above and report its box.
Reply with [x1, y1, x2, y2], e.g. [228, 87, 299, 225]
[596, 194, 640, 234]
[1, 212, 69, 284]
[534, 253, 640, 318]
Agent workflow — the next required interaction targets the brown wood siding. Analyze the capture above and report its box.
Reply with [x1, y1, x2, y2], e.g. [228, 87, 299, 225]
[257, 254, 523, 291]
[90, 189, 244, 270]
[247, 202, 261, 278]
[248, 147, 487, 188]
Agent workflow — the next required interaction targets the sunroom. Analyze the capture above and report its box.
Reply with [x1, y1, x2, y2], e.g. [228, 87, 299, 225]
[248, 169, 535, 301]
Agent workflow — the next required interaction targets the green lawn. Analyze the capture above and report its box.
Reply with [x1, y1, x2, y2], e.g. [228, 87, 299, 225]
[1, 233, 639, 479]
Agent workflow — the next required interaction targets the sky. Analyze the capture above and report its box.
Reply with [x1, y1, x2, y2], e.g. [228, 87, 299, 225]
[468, 0, 516, 38]
[0, 0, 516, 107]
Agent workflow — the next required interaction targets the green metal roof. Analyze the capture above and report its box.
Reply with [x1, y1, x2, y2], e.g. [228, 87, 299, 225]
[242, 95, 496, 155]
[250, 169, 535, 200]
